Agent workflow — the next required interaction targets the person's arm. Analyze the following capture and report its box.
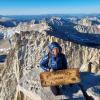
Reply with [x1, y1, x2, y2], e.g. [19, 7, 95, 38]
[62, 54, 68, 69]
[40, 54, 49, 71]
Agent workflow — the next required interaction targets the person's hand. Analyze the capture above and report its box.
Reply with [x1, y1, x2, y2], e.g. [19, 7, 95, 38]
[48, 68, 53, 72]
[50, 69, 53, 72]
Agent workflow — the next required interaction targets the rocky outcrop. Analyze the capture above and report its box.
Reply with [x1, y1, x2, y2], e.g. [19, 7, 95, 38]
[0, 20, 100, 100]
[74, 18, 100, 34]
[78, 18, 92, 27]
[74, 25, 100, 34]
[0, 49, 18, 100]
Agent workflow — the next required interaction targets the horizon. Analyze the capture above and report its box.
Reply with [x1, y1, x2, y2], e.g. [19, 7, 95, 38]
[0, 0, 100, 15]
[1, 13, 100, 16]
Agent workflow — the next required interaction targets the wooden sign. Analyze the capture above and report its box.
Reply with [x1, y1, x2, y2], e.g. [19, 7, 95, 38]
[40, 68, 80, 87]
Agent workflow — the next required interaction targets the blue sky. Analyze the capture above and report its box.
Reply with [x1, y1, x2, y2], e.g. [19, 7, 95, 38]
[0, 0, 100, 15]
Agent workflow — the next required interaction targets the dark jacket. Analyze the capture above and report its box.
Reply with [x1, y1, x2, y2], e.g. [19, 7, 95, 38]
[40, 42, 67, 71]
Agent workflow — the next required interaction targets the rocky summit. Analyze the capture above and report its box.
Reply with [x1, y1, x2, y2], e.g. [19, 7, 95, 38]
[0, 15, 100, 100]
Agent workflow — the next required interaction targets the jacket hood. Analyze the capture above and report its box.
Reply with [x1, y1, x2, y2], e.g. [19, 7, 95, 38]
[48, 42, 62, 53]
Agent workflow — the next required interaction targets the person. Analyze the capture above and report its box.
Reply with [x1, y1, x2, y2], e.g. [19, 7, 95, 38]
[40, 42, 68, 95]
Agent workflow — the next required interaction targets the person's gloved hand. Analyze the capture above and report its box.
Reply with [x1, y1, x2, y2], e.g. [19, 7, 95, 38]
[49, 68, 53, 72]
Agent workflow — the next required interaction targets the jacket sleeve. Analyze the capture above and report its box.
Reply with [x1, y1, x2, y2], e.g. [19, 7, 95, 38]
[40, 54, 49, 71]
[62, 54, 68, 69]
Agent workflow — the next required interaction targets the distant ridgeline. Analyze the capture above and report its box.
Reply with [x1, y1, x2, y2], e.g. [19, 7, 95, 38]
[0, 15, 100, 48]
[47, 30, 100, 49]
[46, 17, 100, 49]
